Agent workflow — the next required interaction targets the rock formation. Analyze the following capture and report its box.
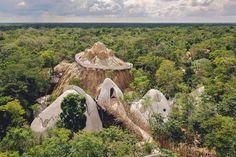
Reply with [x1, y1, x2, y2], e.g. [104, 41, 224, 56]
[31, 86, 102, 134]
[130, 89, 171, 129]
[32, 42, 173, 142]
[53, 42, 133, 96]
[97, 78, 152, 141]
[186, 48, 210, 60]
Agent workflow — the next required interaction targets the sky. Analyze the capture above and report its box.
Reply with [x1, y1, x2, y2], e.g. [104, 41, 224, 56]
[0, 0, 236, 23]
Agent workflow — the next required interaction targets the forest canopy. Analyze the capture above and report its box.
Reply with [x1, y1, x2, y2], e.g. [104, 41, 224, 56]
[0, 24, 235, 157]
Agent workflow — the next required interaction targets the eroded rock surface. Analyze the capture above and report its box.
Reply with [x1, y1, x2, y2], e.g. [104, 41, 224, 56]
[130, 89, 171, 127]
[31, 86, 102, 134]
[53, 42, 132, 96]
[75, 42, 133, 70]
[97, 78, 153, 141]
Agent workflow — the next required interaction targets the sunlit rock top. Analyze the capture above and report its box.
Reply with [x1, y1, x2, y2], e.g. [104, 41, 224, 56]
[75, 42, 133, 70]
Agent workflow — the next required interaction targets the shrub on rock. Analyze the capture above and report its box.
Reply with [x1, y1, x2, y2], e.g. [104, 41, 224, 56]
[59, 93, 87, 132]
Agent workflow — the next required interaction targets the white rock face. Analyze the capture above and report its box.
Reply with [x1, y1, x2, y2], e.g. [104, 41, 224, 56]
[75, 42, 133, 70]
[31, 90, 76, 134]
[97, 78, 153, 141]
[130, 89, 171, 125]
[31, 86, 102, 134]
[97, 78, 123, 111]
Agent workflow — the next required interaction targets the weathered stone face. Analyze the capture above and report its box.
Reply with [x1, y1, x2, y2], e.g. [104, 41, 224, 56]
[130, 89, 171, 126]
[53, 42, 132, 97]
[31, 86, 102, 135]
[53, 61, 72, 75]
[75, 42, 133, 70]
[96, 78, 153, 141]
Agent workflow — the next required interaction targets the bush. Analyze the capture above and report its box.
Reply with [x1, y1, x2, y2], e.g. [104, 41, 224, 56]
[26, 128, 72, 157]
[150, 113, 185, 144]
[0, 127, 35, 155]
[59, 93, 87, 132]
[98, 126, 138, 157]
[201, 116, 236, 157]
[70, 132, 104, 157]
[155, 60, 184, 98]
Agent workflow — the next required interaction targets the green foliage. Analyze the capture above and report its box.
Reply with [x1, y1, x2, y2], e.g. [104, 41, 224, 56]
[213, 56, 236, 80]
[26, 128, 72, 157]
[191, 59, 213, 86]
[70, 132, 104, 157]
[39, 50, 55, 69]
[0, 96, 14, 106]
[0, 63, 50, 105]
[0, 25, 236, 156]
[155, 60, 184, 97]
[142, 142, 159, 155]
[130, 68, 151, 96]
[0, 99, 26, 139]
[121, 91, 138, 104]
[150, 113, 185, 144]
[0, 127, 35, 155]
[24, 127, 143, 157]
[0, 151, 20, 157]
[201, 116, 236, 157]
[59, 93, 87, 132]
[136, 54, 164, 72]
[0, 100, 25, 115]
[98, 126, 138, 157]
[160, 149, 180, 157]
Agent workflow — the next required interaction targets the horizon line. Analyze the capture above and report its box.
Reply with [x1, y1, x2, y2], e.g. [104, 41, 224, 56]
[0, 22, 236, 24]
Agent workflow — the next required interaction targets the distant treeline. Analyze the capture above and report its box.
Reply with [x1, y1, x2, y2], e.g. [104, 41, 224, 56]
[0, 22, 236, 30]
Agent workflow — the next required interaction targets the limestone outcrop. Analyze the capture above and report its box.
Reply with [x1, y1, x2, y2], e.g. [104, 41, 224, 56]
[32, 42, 174, 142]
[97, 78, 153, 141]
[31, 86, 102, 134]
[75, 42, 133, 70]
[130, 89, 171, 128]
[53, 42, 133, 96]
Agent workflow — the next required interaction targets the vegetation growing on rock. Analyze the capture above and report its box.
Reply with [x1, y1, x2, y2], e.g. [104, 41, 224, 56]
[59, 93, 87, 132]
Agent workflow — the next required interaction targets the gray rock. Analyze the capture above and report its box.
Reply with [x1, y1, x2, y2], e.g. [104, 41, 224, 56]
[97, 78, 123, 111]
[65, 85, 102, 132]
[35, 95, 50, 113]
[130, 89, 171, 125]
[31, 86, 102, 134]
[97, 78, 153, 141]
[75, 42, 133, 70]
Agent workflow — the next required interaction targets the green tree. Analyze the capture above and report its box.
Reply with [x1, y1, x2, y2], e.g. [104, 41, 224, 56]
[39, 50, 55, 69]
[201, 116, 236, 157]
[60, 94, 87, 132]
[26, 128, 72, 157]
[98, 126, 138, 157]
[0, 127, 35, 155]
[0, 151, 20, 157]
[0, 99, 26, 139]
[70, 132, 104, 157]
[150, 113, 185, 144]
[191, 59, 213, 86]
[155, 60, 184, 97]
[130, 68, 151, 96]
[213, 56, 236, 80]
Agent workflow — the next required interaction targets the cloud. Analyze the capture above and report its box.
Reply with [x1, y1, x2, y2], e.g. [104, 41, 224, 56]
[0, 0, 235, 22]
[89, 0, 122, 15]
[17, 1, 26, 7]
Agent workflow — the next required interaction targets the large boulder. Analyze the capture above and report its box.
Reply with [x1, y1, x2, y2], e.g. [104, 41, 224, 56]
[64, 85, 103, 132]
[53, 42, 132, 97]
[97, 78, 153, 141]
[31, 86, 102, 134]
[97, 78, 124, 112]
[130, 89, 171, 126]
